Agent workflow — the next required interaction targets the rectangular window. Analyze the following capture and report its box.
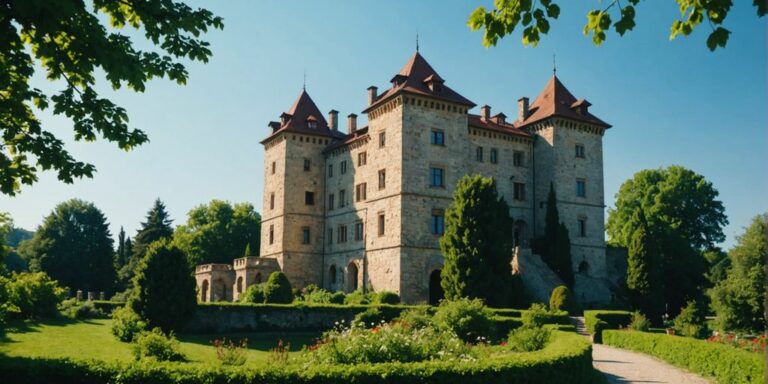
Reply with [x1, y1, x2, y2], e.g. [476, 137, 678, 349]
[305, 191, 315, 205]
[490, 148, 498, 164]
[328, 194, 335, 210]
[575, 144, 585, 159]
[270, 193, 275, 210]
[339, 189, 346, 207]
[340, 160, 347, 174]
[269, 225, 274, 245]
[271, 161, 276, 175]
[303, 158, 311, 171]
[378, 169, 386, 190]
[355, 183, 367, 202]
[513, 182, 526, 201]
[576, 179, 586, 198]
[358, 151, 367, 166]
[431, 130, 445, 146]
[379, 131, 386, 147]
[578, 217, 587, 237]
[302, 227, 311, 244]
[513, 151, 524, 167]
[431, 210, 445, 235]
[355, 221, 364, 241]
[338, 225, 347, 243]
[429, 167, 444, 188]
[327, 228, 333, 245]
[378, 213, 385, 236]
[476, 146, 484, 162]
[328, 164, 333, 178]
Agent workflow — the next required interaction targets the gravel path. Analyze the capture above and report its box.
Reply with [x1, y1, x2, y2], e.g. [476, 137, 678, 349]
[593, 344, 712, 384]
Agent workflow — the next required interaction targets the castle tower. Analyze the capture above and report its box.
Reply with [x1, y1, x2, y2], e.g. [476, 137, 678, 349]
[259, 90, 344, 289]
[518, 75, 612, 305]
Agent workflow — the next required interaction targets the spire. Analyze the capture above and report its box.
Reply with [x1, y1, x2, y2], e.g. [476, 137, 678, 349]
[552, 53, 557, 75]
[303, 69, 306, 91]
[416, 33, 419, 52]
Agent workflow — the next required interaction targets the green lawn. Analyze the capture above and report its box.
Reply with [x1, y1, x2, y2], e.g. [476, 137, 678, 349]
[0, 318, 318, 367]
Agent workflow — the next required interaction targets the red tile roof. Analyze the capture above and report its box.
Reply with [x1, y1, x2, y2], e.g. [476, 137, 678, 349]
[363, 52, 475, 113]
[519, 75, 610, 128]
[468, 114, 531, 138]
[262, 90, 347, 143]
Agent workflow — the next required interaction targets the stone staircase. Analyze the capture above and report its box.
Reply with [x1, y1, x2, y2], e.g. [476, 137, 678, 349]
[511, 247, 566, 303]
[570, 316, 590, 338]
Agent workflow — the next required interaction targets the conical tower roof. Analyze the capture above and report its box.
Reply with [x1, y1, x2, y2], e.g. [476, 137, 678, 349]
[519, 75, 610, 128]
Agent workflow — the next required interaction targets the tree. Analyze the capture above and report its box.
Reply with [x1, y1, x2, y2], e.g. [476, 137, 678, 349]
[19, 199, 115, 293]
[117, 199, 174, 290]
[0, 1, 223, 196]
[468, 1, 765, 51]
[709, 214, 767, 333]
[440, 175, 516, 307]
[539, 184, 573, 286]
[607, 166, 727, 317]
[625, 210, 664, 323]
[549, 285, 574, 313]
[263, 272, 293, 304]
[115, 227, 127, 270]
[0, 213, 11, 275]
[173, 200, 261, 266]
[128, 239, 196, 333]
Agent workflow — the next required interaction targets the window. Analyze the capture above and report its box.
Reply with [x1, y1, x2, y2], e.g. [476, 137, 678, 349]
[355, 183, 367, 202]
[338, 225, 348, 243]
[576, 179, 586, 198]
[269, 225, 274, 245]
[379, 131, 386, 147]
[575, 144, 585, 159]
[302, 227, 311, 244]
[431, 210, 445, 235]
[378, 169, 386, 189]
[358, 151, 367, 166]
[339, 189, 346, 207]
[378, 213, 385, 236]
[328, 194, 335, 210]
[271, 161, 276, 174]
[476, 146, 484, 162]
[308, 120, 317, 129]
[513, 151, 524, 167]
[270, 193, 275, 210]
[431, 130, 445, 145]
[429, 167, 444, 188]
[303, 158, 311, 171]
[340, 160, 347, 174]
[354, 221, 364, 241]
[327, 228, 333, 245]
[513, 182, 526, 201]
[328, 164, 333, 178]
[305, 191, 315, 205]
[578, 217, 587, 237]
[490, 148, 498, 164]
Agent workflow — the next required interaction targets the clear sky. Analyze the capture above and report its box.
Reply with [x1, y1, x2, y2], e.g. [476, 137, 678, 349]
[1, 1, 765, 250]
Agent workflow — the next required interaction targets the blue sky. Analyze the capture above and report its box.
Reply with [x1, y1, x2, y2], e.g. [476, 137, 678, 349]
[1, 1, 765, 249]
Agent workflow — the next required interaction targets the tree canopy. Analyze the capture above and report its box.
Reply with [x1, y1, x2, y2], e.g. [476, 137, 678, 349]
[0, 0, 223, 195]
[625, 210, 664, 323]
[468, 1, 765, 51]
[116, 198, 173, 292]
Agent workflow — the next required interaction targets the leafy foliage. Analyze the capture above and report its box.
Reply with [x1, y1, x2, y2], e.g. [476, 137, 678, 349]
[295, 285, 345, 304]
[673, 301, 706, 338]
[211, 338, 248, 366]
[110, 306, 146, 342]
[584, 310, 632, 342]
[239, 284, 266, 304]
[0, 0, 223, 195]
[432, 298, 496, 343]
[507, 326, 552, 352]
[128, 239, 196, 333]
[522, 303, 550, 328]
[625, 210, 664, 323]
[131, 328, 185, 362]
[58, 298, 106, 319]
[262, 272, 293, 304]
[628, 311, 650, 332]
[549, 285, 574, 313]
[117, 199, 173, 292]
[396, 307, 434, 330]
[5, 271, 67, 318]
[440, 175, 517, 307]
[468, 1, 765, 51]
[173, 200, 261, 265]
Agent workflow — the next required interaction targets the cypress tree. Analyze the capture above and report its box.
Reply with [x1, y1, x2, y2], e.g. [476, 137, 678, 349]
[556, 223, 574, 286]
[541, 184, 574, 286]
[117, 199, 174, 292]
[243, 243, 252, 257]
[115, 226, 127, 268]
[626, 210, 664, 323]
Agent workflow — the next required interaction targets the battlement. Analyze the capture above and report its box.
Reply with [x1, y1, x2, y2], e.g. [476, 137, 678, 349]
[233, 256, 280, 270]
[195, 263, 233, 274]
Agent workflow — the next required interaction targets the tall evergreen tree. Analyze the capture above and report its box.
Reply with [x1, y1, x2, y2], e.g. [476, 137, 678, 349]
[243, 243, 252, 257]
[440, 175, 517, 307]
[555, 223, 574, 287]
[540, 184, 574, 286]
[115, 227, 127, 269]
[117, 199, 174, 291]
[626, 211, 664, 323]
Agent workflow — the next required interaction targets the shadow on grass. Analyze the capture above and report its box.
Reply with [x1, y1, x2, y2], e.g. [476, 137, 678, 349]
[177, 331, 321, 352]
[1, 316, 104, 342]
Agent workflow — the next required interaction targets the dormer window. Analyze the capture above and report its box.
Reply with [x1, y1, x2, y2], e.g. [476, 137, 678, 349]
[307, 116, 318, 129]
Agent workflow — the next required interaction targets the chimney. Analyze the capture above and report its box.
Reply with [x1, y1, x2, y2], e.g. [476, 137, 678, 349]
[347, 113, 357, 134]
[480, 105, 491, 120]
[280, 112, 291, 125]
[268, 121, 280, 133]
[518, 97, 529, 122]
[367, 86, 378, 106]
[328, 110, 339, 131]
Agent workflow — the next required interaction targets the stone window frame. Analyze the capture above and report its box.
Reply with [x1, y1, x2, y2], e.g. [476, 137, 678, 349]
[328, 193, 335, 211]
[575, 143, 586, 159]
[513, 151, 524, 167]
[379, 131, 386, 147]
[358, 151, 367, 166]
[476, 146, 484, 162]
[513, 182, 526, 201]
[430, 129, 445, 146]
[269, 225, 274, 245]
[269, 193, 275, 210]
[327, 228, 333, 245]
[338, 224, 348, 243]
[377, 212, 385, 237]
[429, 166, 445, 188]
[378, 169, 386, 190]
[430, 209, 445, 235]
[271, 161, 276, 175]
[340, 160, 348, 174]
[303, 158, 311, 171]
[339, 189, 346, 207]
[490, 148, 498, 164]
[328, 163, 333, 178]
[301, 226, 311, 244]
[578, 216, 587, 237]
[355, 183, 367, 202]
[576, 178, 587, 198]
[354, 221, 364, 241]
[305, 191, 315, 205]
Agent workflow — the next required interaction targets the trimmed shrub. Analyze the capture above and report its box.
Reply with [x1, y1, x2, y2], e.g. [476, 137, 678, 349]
[371, 291, 400, 305]
[673, 301, 706, 339]
[263, 272, 293, 304]
[604, 330, 764, 384]
[433, 298, 495, 343]
[522, 303, 550, 328]
[240, 284, 266, 304]
[59, 299, 106, 319]
[493, 316, 524, 337]
[296, 286, 345, 305]
[6, 272, 67, 318]
[397, 307, 434, 330]
[507, 326, 552, 352]
[549, 285, 574, 313]
[584, 310, 631, 343]
[132, 328, 185, 362]
[343, 290, 369, 305]
[629, 311, 650, 332]
[111, 306, 147, 342]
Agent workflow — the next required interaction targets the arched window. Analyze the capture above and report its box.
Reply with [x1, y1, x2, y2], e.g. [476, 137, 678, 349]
[347, 262, 358, 292]
[236, 276, 243, 294]
[201, 280, 209, 302]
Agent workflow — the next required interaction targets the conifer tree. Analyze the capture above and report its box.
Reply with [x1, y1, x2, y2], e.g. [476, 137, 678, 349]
[541, 184, 574, 286]
[440, 175, 517, 307]
[117, 199, 174, 292]
[243, 243, 252, 257]
[556, 223, 574, 287]
[115, 227, 127, 269]
[626, 211, 664, 323]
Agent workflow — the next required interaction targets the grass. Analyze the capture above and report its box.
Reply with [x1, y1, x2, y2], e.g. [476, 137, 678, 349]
[0, 318, 318, 367]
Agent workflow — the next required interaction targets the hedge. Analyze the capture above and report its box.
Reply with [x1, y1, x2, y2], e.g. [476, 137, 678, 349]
[584, 310, 631, 343]
[603, 330, 764, 384]
[0, 331, 600, 384]
[90, 300, 123, 315]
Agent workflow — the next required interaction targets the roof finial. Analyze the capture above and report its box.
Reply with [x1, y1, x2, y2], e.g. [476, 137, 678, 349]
[552, 53, 557, 76]
[303, 69, 306, 91]
[416, 32, 419, 52]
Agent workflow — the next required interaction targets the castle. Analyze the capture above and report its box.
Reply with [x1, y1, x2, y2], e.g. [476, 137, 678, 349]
[195, 52, 614, 305]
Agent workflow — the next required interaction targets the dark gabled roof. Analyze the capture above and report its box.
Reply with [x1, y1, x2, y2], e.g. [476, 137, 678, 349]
[519, 75, 611, 129]
[363, 52, 475, 113]
[468, 114, 531, 139]
[323, 126, 369, 153]
[261, 90, 347, 144]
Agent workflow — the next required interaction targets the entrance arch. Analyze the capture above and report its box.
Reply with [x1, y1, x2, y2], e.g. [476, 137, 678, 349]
[429, 270, 444, 305]
[200, 279, 209, 302]
[329, 265, 337, 289]
[347, 262, 358, 292]
[236, 276, 243, 295]
[254, 272, 262, 284]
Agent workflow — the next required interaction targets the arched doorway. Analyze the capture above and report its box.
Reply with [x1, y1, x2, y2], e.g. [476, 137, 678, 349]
[578, 261, 590, 275]
[429, 270, 444, 305]
[201, 280, 209, 302]
[254, 272, 262, 284]
[236, 276, 243, 294]
[329, 265, 337, 289]
[513, 220, 528, 248]
[347, 262, 358, 292]
[213, 279, 227, 302]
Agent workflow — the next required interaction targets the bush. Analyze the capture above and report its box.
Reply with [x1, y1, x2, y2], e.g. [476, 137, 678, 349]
[211, 338, 247, 366]
[343, 290, 369, 305]
[549, 285, 574, 313]
[132, 328, 185, 362]
[263, 272, 293, 304]
[433, 298, 495, 343]
[604, 330, 764, 384]
[59, 299, 106, 319]
[6, 272, 67, 318]
[629, 311, 650, 332]
[397, 307, 434, 330]
[522, 303, 549, 328]
[371, 291, 400, 305]
[584, 310, 632, 343]
[240, 284, 265, 304]
[297, 285, 345, 304]
[352, 306, 401, 328]
[674, 301, 706, 338]
[507, 326, 552, 352]
[111, 306, 146, 342]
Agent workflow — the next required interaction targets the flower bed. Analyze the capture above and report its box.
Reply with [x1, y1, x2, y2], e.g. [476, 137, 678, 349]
[706, 333, 767, 354]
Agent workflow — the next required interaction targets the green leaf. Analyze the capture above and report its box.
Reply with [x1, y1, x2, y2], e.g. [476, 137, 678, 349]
[706, 27, 730, 51]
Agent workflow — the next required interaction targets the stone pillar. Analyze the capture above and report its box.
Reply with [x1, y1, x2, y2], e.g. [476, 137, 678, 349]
[76, 290, 83, 302]
[87, 291, 95, 301]
[99, 292, 105, 301]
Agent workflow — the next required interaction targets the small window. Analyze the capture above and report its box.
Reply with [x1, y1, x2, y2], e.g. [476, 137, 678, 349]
[378, 213, 385, 236]
[490, 148, 498, 164]
[338, 225, 347, 243]
[269, 225, 274, 245]
[328, 194, 335, 211]
[328, 164, 333, 178]
[576, 179, 586, 198]
[339, 190, 346, 207]
[327, 228, 333, 245]
[578, 217, 587, 237]
[355, 183, 367, 202]
[431, 210, 445, 235]
[476, 147, 484, 162]
[340, 160, 347, 174]
[303, 158, 311, 171]
[270, 193, 275, 210]
[513, 151, 524, 167]
[305, 191, 315, 205]
[431, 130, 445, 145]
[378, 169, 386, 190]
[358, 151, 367, 166]
[513, 182, 526, 201]
[379, 131, 386, 147]
[302, 227, 311, 244]
[575, 144, 585, 159]
[355, 221, 364, 241]
[429, 167, 444, 188]
[308, 120, 317, 129]
[271, 161, 276, 175]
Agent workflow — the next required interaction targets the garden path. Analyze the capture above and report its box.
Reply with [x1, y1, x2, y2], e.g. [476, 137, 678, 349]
[592, 341, 712, 383]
